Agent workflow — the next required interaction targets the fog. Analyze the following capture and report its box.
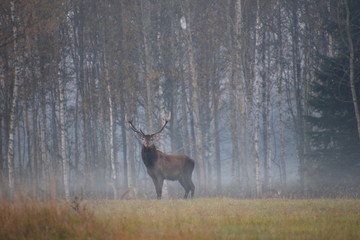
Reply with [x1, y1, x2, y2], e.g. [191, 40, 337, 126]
[1, 0, 360, 200]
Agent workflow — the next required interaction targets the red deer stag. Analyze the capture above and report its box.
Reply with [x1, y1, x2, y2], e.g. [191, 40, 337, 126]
[261, 188, 282, 198]
[120, 187, 138, 200]
[128, 114, 195, 199]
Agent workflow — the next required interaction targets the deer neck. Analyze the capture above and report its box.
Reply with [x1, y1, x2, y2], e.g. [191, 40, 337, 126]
[141, 145, 157, 168]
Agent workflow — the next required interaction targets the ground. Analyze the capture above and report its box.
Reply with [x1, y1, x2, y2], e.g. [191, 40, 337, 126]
[1, 198, 359, 239]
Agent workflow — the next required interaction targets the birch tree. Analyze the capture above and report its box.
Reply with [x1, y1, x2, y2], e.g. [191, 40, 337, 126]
[344, 0, 360, 141]
[289, 0, 308, 194]
[261, 3, 273, 191]
[58, 68, 69, 200]
[275, 0, 287, 191]
[180, 5, 206, 191]
[252, 0, 262, 196]
[7, 0, 21, 199]
[156, 81, 170, 198]
[153, 0, 170, 198]
[229, 0, 241, 187]
[106, 66, 117, 199]
[140, 0, 155, 134]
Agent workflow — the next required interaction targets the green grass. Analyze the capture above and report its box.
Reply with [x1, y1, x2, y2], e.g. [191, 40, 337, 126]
[1, 198, 359, 239]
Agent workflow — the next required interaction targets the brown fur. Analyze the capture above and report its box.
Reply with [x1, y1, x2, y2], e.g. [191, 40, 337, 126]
[128, 116, 195, 199]
[142, 145, 195, 199]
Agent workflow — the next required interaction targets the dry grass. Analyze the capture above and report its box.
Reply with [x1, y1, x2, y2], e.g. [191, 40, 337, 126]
[0, 200, 111, 240]
[1, 198, 359, 240]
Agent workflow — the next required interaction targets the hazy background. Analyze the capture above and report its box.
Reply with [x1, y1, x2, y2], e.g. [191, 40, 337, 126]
[1, 0, 359, 200]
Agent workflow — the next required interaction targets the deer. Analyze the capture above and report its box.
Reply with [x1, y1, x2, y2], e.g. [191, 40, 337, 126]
[128, 114, 195, 199]
[120, 187, 138, 200]
[261, 188, 282, 199]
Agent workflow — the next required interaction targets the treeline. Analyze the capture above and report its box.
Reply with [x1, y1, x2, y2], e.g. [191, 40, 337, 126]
[0, 0, 359, 200]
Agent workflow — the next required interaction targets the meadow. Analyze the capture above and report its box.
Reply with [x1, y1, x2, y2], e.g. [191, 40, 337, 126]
[0, 198, 359, 240]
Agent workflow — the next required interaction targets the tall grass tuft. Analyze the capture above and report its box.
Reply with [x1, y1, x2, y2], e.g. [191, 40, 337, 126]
[0, 199, 111, 240]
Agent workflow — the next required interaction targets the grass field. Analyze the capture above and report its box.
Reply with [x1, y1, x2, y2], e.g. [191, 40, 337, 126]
[0, 198, 359, 240]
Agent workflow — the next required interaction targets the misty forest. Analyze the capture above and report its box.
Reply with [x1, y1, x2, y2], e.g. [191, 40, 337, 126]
[1, 0, 360, 201]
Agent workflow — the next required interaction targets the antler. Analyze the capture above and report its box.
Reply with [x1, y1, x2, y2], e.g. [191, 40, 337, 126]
[127, 116, 145, 137]
[151, 112, 171, 136]
[127, 113, 171, 137]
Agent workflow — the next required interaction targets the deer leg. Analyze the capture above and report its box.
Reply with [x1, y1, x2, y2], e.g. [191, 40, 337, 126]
[179, 179, 190, 199]
[153, 178, 164, 200]
[188, 180, 195, 198]
[183, 173, 195, 198]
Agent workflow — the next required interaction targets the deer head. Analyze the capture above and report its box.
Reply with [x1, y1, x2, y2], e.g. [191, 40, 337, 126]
[128, 113, 171, 148]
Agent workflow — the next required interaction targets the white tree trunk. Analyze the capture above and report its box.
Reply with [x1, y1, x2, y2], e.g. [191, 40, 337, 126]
[7, 0, 20, 199]
[265, 91, 272, 189]
[276, 0, 287, 191]
[126, 129, 136, 188]
[181, 11, 206, 191]
[106, 67, 117, 199]
[234, 0, 251, 195]
[40, 100, 50, 194]
[157, 81, 169, 199]
[58, 73, 69, 200]
[155, 8, 169, 199]
[139, 0, 156, 193]
[253, 0, 262, 197]
[277, 68, 287, 190]
[263, 62, 272, 190]
[229, 0, 241, 185]
[254, 77, 261, 197]
[140, 0, 154, 133]
[344, 0, 360, 141]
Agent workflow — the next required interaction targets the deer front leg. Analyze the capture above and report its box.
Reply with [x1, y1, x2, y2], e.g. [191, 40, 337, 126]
[152, 177, 164, 200]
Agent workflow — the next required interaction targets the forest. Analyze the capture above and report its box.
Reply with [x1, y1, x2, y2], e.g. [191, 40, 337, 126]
[0, 0, 359, 200]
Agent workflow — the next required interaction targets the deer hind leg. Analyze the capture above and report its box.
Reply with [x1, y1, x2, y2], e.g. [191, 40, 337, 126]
[179, 179, 190, 199]
[184, 171, 195, 198]
[188, 179, 195, 198]
[185, 162, 195, 198]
